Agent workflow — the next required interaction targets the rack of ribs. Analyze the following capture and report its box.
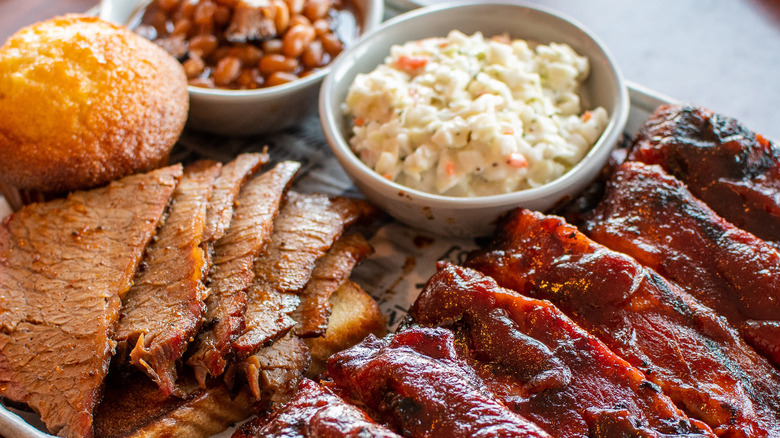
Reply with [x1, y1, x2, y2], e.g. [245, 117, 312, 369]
[585, 161, 780, 367]
[407, 262, 714, 437]
[467, 209, 780, 437]
[326, 326, 552, 438]
[0, 165, 182, 438]
[629, 104, 780, 245]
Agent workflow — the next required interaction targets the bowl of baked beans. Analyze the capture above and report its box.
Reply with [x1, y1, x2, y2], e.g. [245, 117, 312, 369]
[99, 0, 384, 135]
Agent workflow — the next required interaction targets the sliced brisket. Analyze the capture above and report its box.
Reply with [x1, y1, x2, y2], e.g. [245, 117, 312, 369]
[0, 165, 182, 438]
[115, 161, 221, 396]
[187, 161, 300, 386]
[232, 193, 377, 358]
[202, 152, 268, 244]
[292, 233, 373, 338]
[239, 331, 310, 402]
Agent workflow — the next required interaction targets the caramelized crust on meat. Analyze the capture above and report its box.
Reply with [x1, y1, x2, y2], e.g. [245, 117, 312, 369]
[187, 161, 300, 386]
[327, 327, 552, 438]
[0, 165, 182, 438]
[585, 161, 780, 366]
[232, 194, 377, 358]
[293, 233, 374, 338]
[467, 209, 780, 437]
[328, 328, 549, 438]
[409, 262, 714, 437]
[94, 370, 255, 438]
[116, 161, 221, 396]
[202, 152, 269, 243]
[629, 104, 780, 244]
[233, 378, 402, 438]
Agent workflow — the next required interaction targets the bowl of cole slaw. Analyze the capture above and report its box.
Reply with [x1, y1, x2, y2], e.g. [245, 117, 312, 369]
[320, 0, 629, 237]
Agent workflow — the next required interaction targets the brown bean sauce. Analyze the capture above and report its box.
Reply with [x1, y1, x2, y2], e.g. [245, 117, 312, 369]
[135, 0, 361, 90]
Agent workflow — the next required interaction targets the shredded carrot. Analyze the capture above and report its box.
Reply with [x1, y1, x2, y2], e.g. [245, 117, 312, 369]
[582, 110, 592, 122]
[396, 55, 428, 73]
[354, 117, 365, 127]
[445, 161, 456, 177]
[507, 153, 528, 168]
[503, 127, 514, 135]
[382, 173, 393, 180]
[757, 134, 770, 148]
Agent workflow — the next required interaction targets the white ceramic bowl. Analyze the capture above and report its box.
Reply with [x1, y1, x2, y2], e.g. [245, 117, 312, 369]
[99, 0, 384, 136]
[320, 0, 629, 238]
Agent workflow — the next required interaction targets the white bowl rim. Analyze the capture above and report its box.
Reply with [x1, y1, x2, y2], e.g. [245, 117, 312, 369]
[321, 0, 630, 209]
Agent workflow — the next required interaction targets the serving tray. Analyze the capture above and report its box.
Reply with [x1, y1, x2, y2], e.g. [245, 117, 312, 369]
[0, 79, 675, 438]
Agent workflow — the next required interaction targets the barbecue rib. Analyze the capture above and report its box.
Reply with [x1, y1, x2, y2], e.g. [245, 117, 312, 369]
[232, 378, 402, 438]
[629, 104, 780, 245]
[327, 327, 552, 438]
[467, 209, 780, 437]
[116, 160, 221, 396]
[0, 165, 182, 438]
[187, 161, 300, 387]
[202, 152, 269, 244]
[585, 161, 780, 367]
[232, 193, 377, 359]
[408, 262, 714, 437]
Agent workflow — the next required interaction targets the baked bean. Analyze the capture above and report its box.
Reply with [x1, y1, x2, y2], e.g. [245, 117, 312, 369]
[285, 0, 304, 15]
[182, 54, 206, 78]
[301, 39, 323, 69]
[282, 24, 315, 58]
[320, 31, 343, 56]
[266, 71, 299, 87]
[237, 68, 261, 88]
[258, 54, 299, 73]
[213, 56, 242, 86]
[304, 0, 330, 22]
[188, 34, 218, 57]
[171, 18, 192, 37]
[141, 0, 356, 89]
[312, 18, 330, 37]
[176, 1, 196, 20]
[213, 5, 231, 26]
[262, 38, 283, 54]
[272, 0, 290, 34]
[157, 0, 181, 13]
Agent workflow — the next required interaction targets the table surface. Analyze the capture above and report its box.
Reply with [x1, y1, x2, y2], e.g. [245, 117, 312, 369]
[1, 0, 779, 140]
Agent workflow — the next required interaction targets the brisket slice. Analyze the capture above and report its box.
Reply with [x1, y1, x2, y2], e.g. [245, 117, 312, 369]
[467, 209, 780, 437]
[115, 161, 221, 396]
[292, 233, 373, 338]
[187, 161, 300, 386]
[628, 104, 780, 245]
[585, 161, 780, 367]
[232, 193, 377, 358]
[203, 152, 269, 244]
[233, 378, 402, 438]
[238, 331, 310, 402]
[408, 262, 714, 438]
[327, 327, 552, 438]
[0, 165, 182, 438]
[94, 369, 255, 438]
